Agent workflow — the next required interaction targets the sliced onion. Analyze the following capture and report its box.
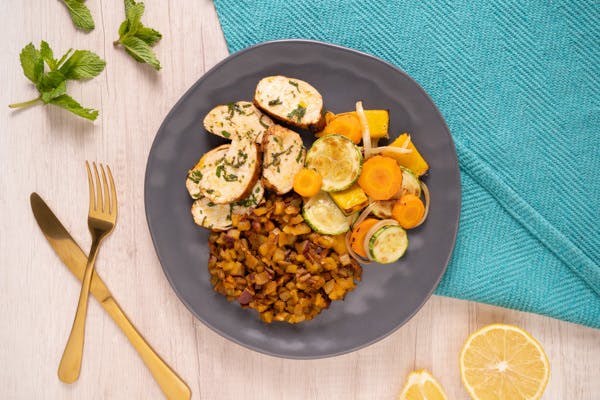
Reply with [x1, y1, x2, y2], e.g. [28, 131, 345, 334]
[347, 212, 360, 226]
[344, 201, 379, 264]
[352, 201, 379, 229]
[356, 101, 371, 159]
[370, 146, 412, 155]
[345, 230, 371, 264]
[303, 194, 316, 209]
[370, 134, 413, 156]
[363, 219, 399, 261]
[412, 181, 430, 228]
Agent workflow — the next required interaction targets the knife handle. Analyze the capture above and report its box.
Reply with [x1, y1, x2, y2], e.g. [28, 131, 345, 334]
[102, 297, 191, 400]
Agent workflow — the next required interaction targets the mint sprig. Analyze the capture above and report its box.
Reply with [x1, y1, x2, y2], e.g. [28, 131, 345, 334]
[61, 0, 95, 32]
[114, 0, 162, 70]
[9, 41, 105, 120]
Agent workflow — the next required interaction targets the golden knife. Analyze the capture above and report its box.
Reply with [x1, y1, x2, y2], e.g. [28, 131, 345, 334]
[30, 193, 192, 400]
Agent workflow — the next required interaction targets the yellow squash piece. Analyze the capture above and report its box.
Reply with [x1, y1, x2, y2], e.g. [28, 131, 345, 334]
[338, 109, 389, 139]
[317, 110, 389, 140]
[329, 184, 369, 215]
[383, 133, 429, 176]
[397, 369, 448, 400]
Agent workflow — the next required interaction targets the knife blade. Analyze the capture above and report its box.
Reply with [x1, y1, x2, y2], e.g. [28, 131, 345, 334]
[30, 192, 191, 400]
[30, 192, 111, 302]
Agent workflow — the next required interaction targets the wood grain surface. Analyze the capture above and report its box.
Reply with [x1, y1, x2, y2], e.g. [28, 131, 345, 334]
[1, 1, 599, 399]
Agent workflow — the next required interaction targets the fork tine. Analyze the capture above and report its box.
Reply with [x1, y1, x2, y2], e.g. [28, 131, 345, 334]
[107, 165, 117, 217]
[86, 161, 95, 212]
[93, 162, 103, 212]
[100, 164, 110, 214]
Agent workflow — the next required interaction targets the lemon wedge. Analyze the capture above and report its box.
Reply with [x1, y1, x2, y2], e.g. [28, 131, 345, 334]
[397, 369, 448, 400]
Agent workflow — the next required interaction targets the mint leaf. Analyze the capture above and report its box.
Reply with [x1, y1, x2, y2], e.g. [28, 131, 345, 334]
[116, 0, 162, 70]
[126, 2, 145, 32]
[124, 0, 135, 12]
[118, 20, 130, 37]
[59, 50, 106, 79]
[20, 43, 43, 84]
[41, 81, 67, 103]
[50, 94, 99, 120]
[55, 48, 74, 69]
[61, 0, 95, 31]
[36, 70, 66, 93]
[40, 41, 57, 70]
[135, 27, 162, 46]
[120, 36, 161, 70]
[10, 42, 104, 121]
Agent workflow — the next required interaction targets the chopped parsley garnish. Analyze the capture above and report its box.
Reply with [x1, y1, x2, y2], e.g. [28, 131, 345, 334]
[273, 136, 283, 149]
[288, 80, 300, 93]
[216, 164, 238, 182]
[224, 149, 248, 168]
[227, 102, 245, 118]
[259, 114, 270, 129]
[268, 98, 282, 106]
[242, 104, 252, 108]
[265, 145, 293, 169]
[221, 130, 231, 138]
[287, 104, 306, 122]
[188, 170, 203, 183]
[295, 147, 305, 163]
[235, 192, 258, 208]
[207, 201, 216, 207]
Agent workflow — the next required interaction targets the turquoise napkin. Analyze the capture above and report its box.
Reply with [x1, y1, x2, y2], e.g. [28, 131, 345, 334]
[213, 0, 600, 328]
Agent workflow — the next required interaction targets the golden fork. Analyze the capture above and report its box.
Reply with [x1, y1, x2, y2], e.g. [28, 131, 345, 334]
[58, 162, 117, 383]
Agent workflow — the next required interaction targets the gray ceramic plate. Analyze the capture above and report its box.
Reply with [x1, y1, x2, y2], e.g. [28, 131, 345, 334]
[145, 40, 460, 359]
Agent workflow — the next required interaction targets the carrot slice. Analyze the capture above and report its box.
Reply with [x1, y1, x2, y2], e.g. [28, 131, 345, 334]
[293, 168, 323, 197]
[316, 114, 362, 144]
[392, 194, 425, 229]
[357, 156, 403, 200]
[349, 218, 379, 258]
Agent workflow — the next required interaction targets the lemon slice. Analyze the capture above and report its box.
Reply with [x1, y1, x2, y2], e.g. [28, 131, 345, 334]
[460, 324, 550, 400]
[398, 369, 448, 400]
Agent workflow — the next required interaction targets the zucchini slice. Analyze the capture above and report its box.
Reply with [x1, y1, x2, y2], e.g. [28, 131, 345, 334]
[305, 135, 362, 192]
[371, 200, 395, 219]
[367, 224, 408, 264]
[302, 191, 350, 235]
[397, 166, 421, 198]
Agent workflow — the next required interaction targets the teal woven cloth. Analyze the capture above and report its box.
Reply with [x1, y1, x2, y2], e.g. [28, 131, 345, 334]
[213, 0, 600, 328]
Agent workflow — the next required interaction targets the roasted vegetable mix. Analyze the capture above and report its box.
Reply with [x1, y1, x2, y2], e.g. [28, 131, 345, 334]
[208, 192, 362, 324]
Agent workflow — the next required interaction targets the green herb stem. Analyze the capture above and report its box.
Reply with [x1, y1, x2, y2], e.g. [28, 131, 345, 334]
[8, 97, 42, 109]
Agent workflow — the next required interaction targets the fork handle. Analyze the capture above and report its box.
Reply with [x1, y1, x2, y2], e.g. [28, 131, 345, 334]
[58, 239, 100, 383]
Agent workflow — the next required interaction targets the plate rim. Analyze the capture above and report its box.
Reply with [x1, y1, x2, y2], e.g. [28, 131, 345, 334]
[144, 39, 461, 359]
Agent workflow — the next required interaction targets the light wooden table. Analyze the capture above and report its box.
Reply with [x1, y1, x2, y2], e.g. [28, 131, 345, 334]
[1, 1, 599, 399]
